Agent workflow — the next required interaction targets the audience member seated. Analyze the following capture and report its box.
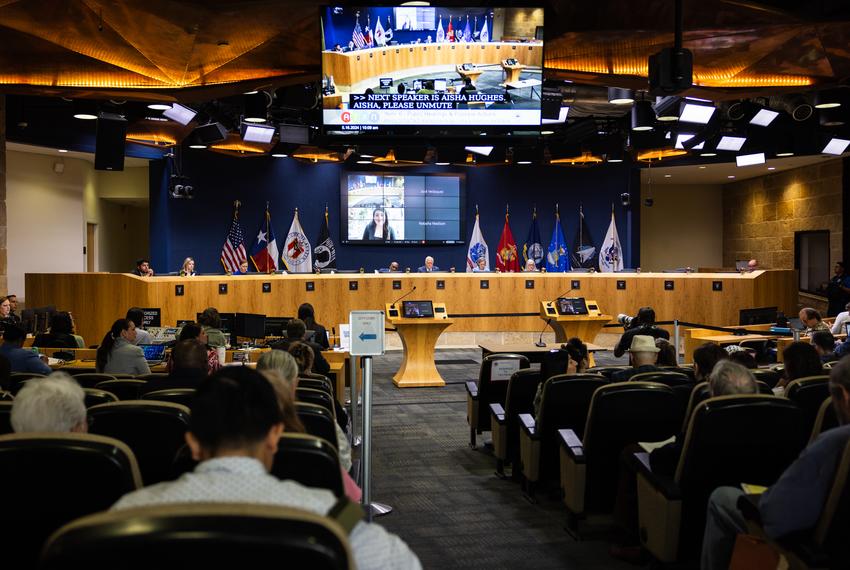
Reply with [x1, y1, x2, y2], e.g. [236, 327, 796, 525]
[417, 256, 439, 273]
[147, 340, 208, 392]
[33, 312, 79, 349]
[830, 301, 850, 334]
[125, 307, 152, 345]
[725, 346, 758, 369]
[11, 371, 87, 433]
[198, 307, 227, 348]
[269, 319, 330, 376]
[95, 319, 151, 376]
[5, 294, 20, 323]
[0, 295, 18, 329]
[179, 257, 196, 277]
[701, 358, 850, 570]
[131, 258, 154, 277]
[257, 350, 359, 501]
[800, 307, 830, 335]
[167, 323, 221, 374]
[693, 343, 729, 383]
[289, 341, 348, 432]
[532, 337, 587, 417]
[613, 307, 671, 358]
[110, 366, 420, 570]
[826, 261, 850, 317]
[612, 335, 661, 381]
[298, 302, 330, 350]
[655, 338, 677, 367]
[776, 341, 824, 392]
[0, 324, 51, 375]
[812, 331, 839, 364]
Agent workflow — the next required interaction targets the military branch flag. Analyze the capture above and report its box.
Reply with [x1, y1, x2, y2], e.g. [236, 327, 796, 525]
[249, 203, 279, 273]
[480, 15, 490, 42]
[220, 200, 248, 273]
[374, 15, 386, 46]
[496, 207, 521, 272]
[436, 15, 445, 43]
[282, 209, 312, 273]
[546, 205, 569, 272]
[522, 208, 544, 268]
[447, 16, 454, 42]
[466, 207, 489, 272]
[463, 14, 472, 42]
[314, 207, 337, 271]
[599, 207, 624, 272]
[570, 205, 598, 269]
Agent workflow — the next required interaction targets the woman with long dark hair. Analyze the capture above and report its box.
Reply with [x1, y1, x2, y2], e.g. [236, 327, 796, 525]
[33, 312, 78, 349]
[95, 318, 150, 375]
[297, 303, 330, 350]
[361, 207, 396, 241]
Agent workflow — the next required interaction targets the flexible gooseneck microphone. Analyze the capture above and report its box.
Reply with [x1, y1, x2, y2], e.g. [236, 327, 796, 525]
[391, 285, 417, 307]
[536, 287, 574, 347]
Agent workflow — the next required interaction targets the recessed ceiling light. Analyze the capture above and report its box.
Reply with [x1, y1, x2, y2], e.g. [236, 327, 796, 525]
[189, 144, 207, 149]
[435, 162, 450, 165]
[517, 161, 532, 165]
[776, 151, 794, 157]
[664, 174, 672, 178]
[717, 136, 747, 152]
[679, 100, 716, 124]
[701, 152, 717, 157]
[698, 166, 707, 169]
[147, 103, 171, 111]
[541, 130, 554, 135]
[356, 160, 372, 164]
[243, 91, 258, 95]
[727, 175, 736, 179]
[58, 149, 68, 153]
[767, 167, 776, 170]
[73, 113, 97, 120]
[272, 153, 288, 158]
[608, 158, 623, 163]
[479, 132, 488, 136]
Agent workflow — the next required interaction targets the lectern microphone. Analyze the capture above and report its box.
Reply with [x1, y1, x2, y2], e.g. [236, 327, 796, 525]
[550, 287, 574, 304]
[391, 285, 417, 307]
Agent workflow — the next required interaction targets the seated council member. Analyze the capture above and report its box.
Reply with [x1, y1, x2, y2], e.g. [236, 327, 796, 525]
[232, 260, 250, 275]
[132, 258, 155, 277]
[418, 256, 439, 272]
[110, 367, 421, 570]
[523, 259, 538, 272]
[179, 257, 196, 276]
[95, 318, 151, 376]
[362, 208, 396, 241]
[473, 257, 488, 272]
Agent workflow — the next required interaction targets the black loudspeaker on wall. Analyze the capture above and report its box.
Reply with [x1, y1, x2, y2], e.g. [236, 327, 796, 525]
[95, 112, 128, 171]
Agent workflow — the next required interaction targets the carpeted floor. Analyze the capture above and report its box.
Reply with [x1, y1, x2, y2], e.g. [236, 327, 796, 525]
[361, 347, 636, 569]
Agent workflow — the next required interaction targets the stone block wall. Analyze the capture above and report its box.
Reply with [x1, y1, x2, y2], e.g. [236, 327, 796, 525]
[723, 160, 843, 269]
[502, 8, 544, 39]
[0, 95, 7, 296]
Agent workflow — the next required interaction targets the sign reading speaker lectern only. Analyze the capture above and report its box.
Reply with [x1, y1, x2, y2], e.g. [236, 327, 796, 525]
[349, 311, 385, 356]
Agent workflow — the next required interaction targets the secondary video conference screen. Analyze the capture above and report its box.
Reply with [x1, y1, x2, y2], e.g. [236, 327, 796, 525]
[340, 173, 465, 245]
[556, 297, 588, 316]
[321, 6, 544, 132]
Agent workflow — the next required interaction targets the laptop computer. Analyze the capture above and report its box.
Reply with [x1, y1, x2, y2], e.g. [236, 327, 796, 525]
[139, 344, 166, 366]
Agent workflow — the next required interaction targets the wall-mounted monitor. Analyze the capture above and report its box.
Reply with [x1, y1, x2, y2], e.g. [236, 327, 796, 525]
[321, 6, 544, 135]
[340, 172, 465, 245]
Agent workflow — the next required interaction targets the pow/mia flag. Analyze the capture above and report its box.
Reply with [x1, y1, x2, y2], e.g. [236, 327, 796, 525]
[314, 207, 337, 271]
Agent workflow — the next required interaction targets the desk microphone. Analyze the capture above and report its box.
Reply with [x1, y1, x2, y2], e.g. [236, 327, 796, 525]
[391, 285, 417, 308]
[331, 326, 338, 348]
[536, 287, 573, 348]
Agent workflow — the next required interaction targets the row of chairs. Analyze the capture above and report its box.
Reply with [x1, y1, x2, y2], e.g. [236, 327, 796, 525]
[0, 430, 347, 566]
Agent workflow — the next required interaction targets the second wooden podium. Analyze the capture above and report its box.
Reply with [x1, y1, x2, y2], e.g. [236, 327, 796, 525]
[539, 299, 612, 343]
[386, 301, 453, 388]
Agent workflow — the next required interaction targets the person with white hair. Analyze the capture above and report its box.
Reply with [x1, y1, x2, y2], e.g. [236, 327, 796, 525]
[10, 372, 87, 433]
[417, 256, 439, 272]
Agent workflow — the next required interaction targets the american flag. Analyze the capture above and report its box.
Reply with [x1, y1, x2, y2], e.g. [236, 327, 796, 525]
[352, 18, 366, 49]
[220, 209, 247, 273]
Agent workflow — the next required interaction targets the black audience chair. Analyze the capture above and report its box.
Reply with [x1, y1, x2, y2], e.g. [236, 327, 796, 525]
[630, 371, 693, 428]
[83, 388, 118, 408]
[490, 369, 542, 477]
[785, 375, 831, 434]
[518, 373, 608, 496]
[9, 372, 46, 395]
[0, 432, 141, 567]
[136, 373, 169, 381]
[0, 400, 13, 434]
[298, 377, 334, 395]
[88, 401, 190, 486]
[752, 368, 782, 388]
[73, 373, 119, 389]
[272, 433, 345, 497]
[142, 388, 196, 407]
[586, 366, 630, 379]
[296, 402, 338, 451]
[296, 387, 336, 419]
[810, 396, 839, 443]
[95, 379, 147, 400]
[636, 394, 809, 563]
[40, 503, 354, 570]
[559, 382, 680, 533]
[466, 354, 530, 448]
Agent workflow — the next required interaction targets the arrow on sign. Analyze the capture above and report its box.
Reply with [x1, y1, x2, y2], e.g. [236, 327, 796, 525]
[359, 332, 377, 341]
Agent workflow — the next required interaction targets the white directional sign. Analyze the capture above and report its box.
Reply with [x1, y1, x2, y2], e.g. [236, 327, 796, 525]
[349, 311, 385, 356]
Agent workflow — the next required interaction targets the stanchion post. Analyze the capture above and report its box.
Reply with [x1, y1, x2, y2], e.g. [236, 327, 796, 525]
[361, 355, 373, 518]
[674, 319, 681, 365]
[350, 355, 359, 447]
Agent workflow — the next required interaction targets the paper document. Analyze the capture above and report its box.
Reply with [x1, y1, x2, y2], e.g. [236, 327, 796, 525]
[637, 436, 676, 453]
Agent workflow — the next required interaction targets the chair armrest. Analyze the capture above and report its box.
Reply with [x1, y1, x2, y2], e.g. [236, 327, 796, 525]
[489, 402, 505, 424]
[558, 428, 585, 463]
[465, 381, 478, 399]
[634, 451, 681, 500]
[518, 413, 536, 438]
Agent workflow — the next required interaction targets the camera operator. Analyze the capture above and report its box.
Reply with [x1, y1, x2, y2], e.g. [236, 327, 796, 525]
[613, 306, 670, 358]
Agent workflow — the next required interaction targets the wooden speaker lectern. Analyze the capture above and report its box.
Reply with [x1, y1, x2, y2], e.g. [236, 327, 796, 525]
[385, 301, 453, 388]
[539, 298, 612, 343]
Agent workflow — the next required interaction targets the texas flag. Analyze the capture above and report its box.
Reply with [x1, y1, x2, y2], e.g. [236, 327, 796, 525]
[249, 207, 279, 273]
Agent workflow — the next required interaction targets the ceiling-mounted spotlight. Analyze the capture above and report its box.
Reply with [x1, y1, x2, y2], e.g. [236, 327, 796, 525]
[608, 87, 634, 105]
[631, 100, 655, 131]
[679, 98, 716, 124]
[244, 91, 269, 123]
[653, 96, 681, 122]
[72, 99, 99, 120]
[791, 99, 814, 122]
[620, 193, 631, 207]
[163, 104, 197, 125]
[240, 122, 275, 144]
[169, 174, 194, 199]
[822, 137, 850, 155]
[814, 88, 843, 109]
[819, 106, 845, 127]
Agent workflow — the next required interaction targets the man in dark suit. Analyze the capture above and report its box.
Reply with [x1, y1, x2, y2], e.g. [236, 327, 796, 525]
[417, 256, 439, 272]
[268, 319, 330, 376]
